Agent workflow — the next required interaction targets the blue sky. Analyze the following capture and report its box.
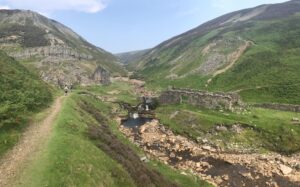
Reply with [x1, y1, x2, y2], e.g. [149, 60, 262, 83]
[0, 0, 288, 53]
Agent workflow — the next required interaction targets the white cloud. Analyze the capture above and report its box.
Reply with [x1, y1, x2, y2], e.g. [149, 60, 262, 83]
[0, 0, 108, 14]
[0, 5, 10, 9]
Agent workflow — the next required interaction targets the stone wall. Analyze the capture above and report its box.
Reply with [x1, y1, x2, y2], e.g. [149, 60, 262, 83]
[159, 88, 241, 111]
[9, 46, 93, 61]
[254, 103, 300, 113]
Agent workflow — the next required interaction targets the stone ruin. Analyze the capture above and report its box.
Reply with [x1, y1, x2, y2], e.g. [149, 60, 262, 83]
[159, 87, 242, 111]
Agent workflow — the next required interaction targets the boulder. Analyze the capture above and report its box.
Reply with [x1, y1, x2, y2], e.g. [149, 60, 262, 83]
[222, 175, 229, 181]
[214, 176, 223, 184]
[170, 152, 176, 158]
[202, 145, 216, 152]
[279, 164, 293, 175]
[180, 171, 187, 176]
[140, 156, 149, 162]
[231, 124, 244, 133]
[238, 170, 252, 179]
[216, 125, 228, 131]
[139, 125, 147, 133]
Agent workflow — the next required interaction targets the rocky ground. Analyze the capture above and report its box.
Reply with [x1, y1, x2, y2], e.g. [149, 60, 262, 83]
[119, 120, 300, 187]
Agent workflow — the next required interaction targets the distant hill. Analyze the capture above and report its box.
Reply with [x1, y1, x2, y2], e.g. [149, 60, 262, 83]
[115, 49, 150, 65]
[129, 0, 300, 104]
[0, 10, 126, 86]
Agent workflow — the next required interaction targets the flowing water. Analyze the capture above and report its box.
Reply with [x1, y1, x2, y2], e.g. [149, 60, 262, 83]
[122, 117, 153, 128]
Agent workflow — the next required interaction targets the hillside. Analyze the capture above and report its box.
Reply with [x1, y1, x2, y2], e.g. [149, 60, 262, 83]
[116, 49, 150, 65]
[0, 51, 52, 157]
[0, 10, 126, 86]
[129, 0, 300, 104]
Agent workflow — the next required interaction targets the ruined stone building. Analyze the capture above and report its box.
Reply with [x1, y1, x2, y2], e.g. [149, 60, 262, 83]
[159, 88, 241, 111]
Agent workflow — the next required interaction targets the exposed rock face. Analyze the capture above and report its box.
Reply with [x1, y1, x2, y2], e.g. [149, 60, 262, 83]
[9, 46, 93, 61]
[91, 66, 111, 85]
[0, 10, 124, 86]
[159, 87, 242, 111]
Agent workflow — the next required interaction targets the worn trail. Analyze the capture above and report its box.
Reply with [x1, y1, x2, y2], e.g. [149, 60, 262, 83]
[0, 96, 64, 187]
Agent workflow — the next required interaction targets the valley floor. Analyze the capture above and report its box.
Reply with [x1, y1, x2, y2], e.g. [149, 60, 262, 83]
[1, 79, 300, 187]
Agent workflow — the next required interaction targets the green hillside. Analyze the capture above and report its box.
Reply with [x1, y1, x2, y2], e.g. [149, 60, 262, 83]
[129, 0, 300, 104]
[0, 51, 52, 156]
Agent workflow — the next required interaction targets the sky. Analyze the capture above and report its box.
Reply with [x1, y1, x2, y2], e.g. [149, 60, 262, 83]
[0, 0, 289, 53]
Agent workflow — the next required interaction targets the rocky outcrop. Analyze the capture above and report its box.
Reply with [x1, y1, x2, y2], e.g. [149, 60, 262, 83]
[91, 66, 111, 85]
[254, 103, 300, 113]
[38, 58, 111, 87]
[159, 87, 242, 111]
[0, 10, 124, 87]
[9, 46, 93, 61]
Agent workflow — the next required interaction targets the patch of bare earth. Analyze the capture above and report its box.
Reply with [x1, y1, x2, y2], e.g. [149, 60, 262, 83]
[0, 96, 64, 187]
[207, 40, 252, 85]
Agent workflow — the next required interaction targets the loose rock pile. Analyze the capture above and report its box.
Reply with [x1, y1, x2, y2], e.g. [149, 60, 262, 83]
[119, 120, 300, 187]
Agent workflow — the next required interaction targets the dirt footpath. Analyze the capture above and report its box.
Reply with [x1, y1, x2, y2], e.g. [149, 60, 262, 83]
[0, 96, 64, 187]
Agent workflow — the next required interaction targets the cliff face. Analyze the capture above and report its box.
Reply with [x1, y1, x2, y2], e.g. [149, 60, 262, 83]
[92, 66, 111, 85]
[0, 10, 126, 86]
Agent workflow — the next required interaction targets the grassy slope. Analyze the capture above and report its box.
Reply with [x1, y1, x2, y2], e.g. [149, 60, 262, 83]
[156, 104, 300, 154]
[0, 51, 53, 157]
[134, 15, 300, 104]
[19, 83, 211, 187]
[209, 15, 300, 104]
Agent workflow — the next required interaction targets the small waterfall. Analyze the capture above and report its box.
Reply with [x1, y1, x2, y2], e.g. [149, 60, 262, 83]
[145, 105, 149, 111]
[132, 113, 139, 119]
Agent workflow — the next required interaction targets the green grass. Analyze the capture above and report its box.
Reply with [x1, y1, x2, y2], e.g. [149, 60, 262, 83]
[19, 94, 136, 187]
[19, 86, 211, 187]
[0, 51, 53, 157]
[83, 85, 211, 186]
[131, 14, 300, 105]
[156, 104, 300, 154]
[148, 160, 213, 187]
[84, 81, 137, 104]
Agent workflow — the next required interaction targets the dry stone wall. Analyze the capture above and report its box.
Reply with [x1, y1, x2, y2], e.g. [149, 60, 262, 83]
[159, 88, 241, 110]
[254, 103, 300, 113]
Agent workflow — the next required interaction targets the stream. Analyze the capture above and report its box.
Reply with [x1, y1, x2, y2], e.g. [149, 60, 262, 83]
[119, 118, 300, 187]
[117, 79, 300, 186]
[122, 115, 153, 128]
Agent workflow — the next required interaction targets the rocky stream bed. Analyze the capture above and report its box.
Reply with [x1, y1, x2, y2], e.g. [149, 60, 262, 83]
[118, 119, 300, 187]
